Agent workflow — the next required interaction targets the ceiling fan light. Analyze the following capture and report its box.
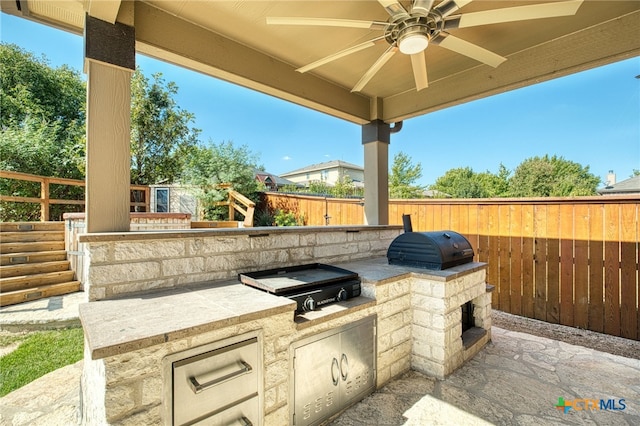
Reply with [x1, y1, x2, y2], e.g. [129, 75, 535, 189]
[399, 33, 429, 54]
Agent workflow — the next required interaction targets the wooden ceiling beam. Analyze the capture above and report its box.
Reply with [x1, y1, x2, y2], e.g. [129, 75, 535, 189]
[133, 2, 373, 124]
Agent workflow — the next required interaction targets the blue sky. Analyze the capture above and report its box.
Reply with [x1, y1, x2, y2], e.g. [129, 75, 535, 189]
[2, 13, 639, 187]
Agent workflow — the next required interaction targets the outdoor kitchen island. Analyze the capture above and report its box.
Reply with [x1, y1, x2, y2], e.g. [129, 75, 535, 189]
[77, 226, 490, 425]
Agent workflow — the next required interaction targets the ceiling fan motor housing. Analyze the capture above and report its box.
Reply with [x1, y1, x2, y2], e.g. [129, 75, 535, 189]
[386, 14, 443, 54]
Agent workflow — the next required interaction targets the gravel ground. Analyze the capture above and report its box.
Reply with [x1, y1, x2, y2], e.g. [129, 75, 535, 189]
[492, 310, 640, 360]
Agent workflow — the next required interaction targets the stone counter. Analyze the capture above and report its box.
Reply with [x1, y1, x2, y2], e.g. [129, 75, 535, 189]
[79, 257, 489, 425]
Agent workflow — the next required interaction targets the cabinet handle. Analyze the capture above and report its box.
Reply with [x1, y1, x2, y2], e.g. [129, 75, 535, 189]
[189, 361, 252, 394]
[331, 358, 340, 386]
[340, 353, 349, 381]
[239, 416, 253, 426]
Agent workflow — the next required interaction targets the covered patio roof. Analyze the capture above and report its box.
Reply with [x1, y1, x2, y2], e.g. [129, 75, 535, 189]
[2, 0, 639, 230]
[4, 0, 639, 124]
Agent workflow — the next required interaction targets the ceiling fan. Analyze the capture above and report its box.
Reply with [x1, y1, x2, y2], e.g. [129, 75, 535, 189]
[267, 0, 584, 92]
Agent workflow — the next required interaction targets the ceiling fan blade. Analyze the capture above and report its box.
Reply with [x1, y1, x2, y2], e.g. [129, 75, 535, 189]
[434, 0, 473, 19]
[410, 51, 428, 91]
[352, 45, 397, 92]
[296, 35, 387, 73]
[412, 0, 435, 16]
[378, 0, 409, 18]
[267, 17, 388, 31]
[446, 0, 583, 29]
[435, 33, 506, 68]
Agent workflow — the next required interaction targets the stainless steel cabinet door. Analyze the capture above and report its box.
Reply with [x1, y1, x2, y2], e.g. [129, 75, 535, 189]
[339, 319, 376, 407]
[293, 333, 342, 426]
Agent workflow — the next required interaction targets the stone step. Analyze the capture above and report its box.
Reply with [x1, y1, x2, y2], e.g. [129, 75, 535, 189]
[0, 281, 82, 307]
[0, 260, 71, 278]
[0, 250, 68, 266]
[0, 270, 76, 293]
[0, 240, 66, 255]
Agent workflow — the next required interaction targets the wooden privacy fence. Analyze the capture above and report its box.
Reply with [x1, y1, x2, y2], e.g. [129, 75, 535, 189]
[0, 170, 150, 220]
[264, 192, 640, 341]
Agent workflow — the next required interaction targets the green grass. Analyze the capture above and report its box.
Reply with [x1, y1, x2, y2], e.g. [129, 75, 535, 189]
[0, 327, 84, 397]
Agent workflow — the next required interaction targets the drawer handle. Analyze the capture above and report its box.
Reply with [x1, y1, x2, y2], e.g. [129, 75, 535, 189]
[188, 361, 252, 394]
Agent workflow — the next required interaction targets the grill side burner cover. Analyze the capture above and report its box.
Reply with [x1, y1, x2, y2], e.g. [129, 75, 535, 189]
[387, 230, 474, 270]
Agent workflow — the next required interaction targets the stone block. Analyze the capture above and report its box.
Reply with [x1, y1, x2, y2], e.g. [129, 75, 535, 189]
[316, 232, 348, 245]
[162, 257, 204, 276]
[265, 359, 289, 389]
[105, 383, 137, 421]
[112, 405, 161, 426]
[114, 240, 185, 261]
[412, 309, 431, 328]
[192, 236, 251, 255]
[88, 242, 112, 263]
[313, 243, 358, 259]
[299, 233, 316, 246]
[412, 294, 445, 313]
[378, 312, 405, 336]
[411, 354, 445, 379]
[390, 325, 411, 346]
[380, 294, 411, 319]
[264, 405, 289, 426]
[141, 375, 163, 406]
[89, 262, 161, 286]
[251, 234, 299, 250]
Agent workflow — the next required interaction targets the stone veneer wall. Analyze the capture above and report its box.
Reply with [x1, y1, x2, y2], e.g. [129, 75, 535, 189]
[81, 277, 414, 425]
[79, 227, 400, 301]
[411, 269, 491, 379]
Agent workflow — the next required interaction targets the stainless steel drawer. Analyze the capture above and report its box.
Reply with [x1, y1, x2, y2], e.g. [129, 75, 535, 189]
[171, 337, 259, 426]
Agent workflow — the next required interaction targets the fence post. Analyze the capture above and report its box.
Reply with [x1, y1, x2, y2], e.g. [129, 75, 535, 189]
[41, 177, 50, 221]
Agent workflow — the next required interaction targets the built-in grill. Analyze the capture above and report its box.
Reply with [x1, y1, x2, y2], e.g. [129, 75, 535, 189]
[387, 215, 474, 270]
[239, 263, 361, 314]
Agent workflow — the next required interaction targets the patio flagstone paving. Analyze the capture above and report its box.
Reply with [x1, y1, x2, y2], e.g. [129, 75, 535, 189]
[330, 327, 640, 425]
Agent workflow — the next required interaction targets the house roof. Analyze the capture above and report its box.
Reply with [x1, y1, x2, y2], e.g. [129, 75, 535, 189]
[597, 175, 640, 195]
[281, 160, 364, 177]
[254, 170, 299, 187]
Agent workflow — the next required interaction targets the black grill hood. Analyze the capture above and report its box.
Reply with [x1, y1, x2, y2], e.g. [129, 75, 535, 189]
[387, 215, 474, 270]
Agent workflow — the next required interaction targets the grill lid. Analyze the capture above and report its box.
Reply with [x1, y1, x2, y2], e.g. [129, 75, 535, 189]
[387, 230, 474, 270]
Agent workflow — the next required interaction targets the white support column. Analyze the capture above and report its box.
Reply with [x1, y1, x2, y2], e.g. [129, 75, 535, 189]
[84, 16, 135, 233]
[362, 120, 391, 225]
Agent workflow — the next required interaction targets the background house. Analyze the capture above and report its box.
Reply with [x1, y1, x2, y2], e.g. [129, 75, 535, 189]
[598, 173, 640, 196]
[280, 160, 364, 187]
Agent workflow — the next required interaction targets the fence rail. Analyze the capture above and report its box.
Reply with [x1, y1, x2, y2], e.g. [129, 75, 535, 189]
[264, 192, 640, 341]
[0, 170, 150, 220]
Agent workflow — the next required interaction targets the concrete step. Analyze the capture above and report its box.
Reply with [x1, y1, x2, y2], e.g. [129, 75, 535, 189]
[0, 260, 71, 278]
[0, 240, 65, 254]
[1, 270, 76, 293]
[0, 281, 82, 307]
[0, 250, 68, 266]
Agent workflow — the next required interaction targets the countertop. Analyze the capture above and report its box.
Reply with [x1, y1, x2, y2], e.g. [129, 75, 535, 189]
[80, 257, 486, 359]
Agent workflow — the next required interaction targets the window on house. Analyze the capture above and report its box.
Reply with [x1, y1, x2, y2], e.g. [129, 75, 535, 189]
[321, 170, 328, 181]
[155, 188, 169, 212]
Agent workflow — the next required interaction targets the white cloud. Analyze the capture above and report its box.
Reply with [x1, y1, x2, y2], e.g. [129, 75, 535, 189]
[282, 156, 292, 161]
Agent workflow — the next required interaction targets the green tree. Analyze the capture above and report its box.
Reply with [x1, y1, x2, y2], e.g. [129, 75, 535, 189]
[509, 155, 600, 197]
[430, 167, 488, 198]
[1, 43, 85, 136]
[183, 141, 262, 220]
[130, 69, 201, 185]
[0, 44, 85, 220]
[389, 151, 425, 199]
